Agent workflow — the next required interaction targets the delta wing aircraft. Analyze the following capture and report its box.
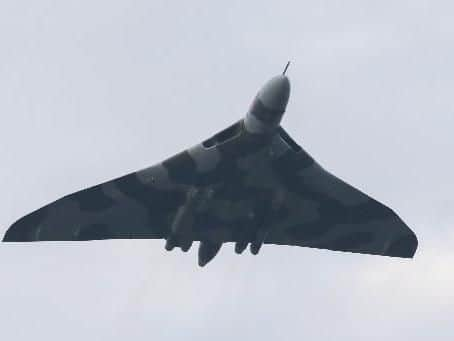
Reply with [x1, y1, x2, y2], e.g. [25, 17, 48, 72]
[3, 64, 418, 266]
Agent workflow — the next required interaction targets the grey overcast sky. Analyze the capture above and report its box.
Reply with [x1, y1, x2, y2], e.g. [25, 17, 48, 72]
[0, 1, 453, 340]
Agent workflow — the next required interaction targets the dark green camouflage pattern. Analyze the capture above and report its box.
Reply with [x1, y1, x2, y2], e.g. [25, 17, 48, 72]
[3, 73, 418, 266]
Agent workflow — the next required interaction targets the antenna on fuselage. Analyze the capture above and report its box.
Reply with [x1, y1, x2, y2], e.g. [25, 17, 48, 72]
[282, 61, 290, 75]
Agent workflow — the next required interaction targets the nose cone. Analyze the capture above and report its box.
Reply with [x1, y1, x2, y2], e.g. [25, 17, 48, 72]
[257, 75, 290, 112]
[244, 74, 291, 134]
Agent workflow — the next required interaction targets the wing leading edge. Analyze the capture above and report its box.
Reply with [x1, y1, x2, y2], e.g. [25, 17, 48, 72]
[3, 125, 417, 260]
[264, 127, 417, 258]
[3, 71, 418, 266]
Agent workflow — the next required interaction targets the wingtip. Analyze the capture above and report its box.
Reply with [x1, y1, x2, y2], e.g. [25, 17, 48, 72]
[2, 208, 47, 242]
[386, 232, 418, 258]
[2, 223, 23, 242]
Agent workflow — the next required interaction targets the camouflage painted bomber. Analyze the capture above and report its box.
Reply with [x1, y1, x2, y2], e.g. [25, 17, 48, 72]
[3, 73, 418, 266]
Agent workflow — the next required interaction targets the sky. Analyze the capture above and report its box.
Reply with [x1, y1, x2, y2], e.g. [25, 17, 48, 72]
[0, 1, 453, 340]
